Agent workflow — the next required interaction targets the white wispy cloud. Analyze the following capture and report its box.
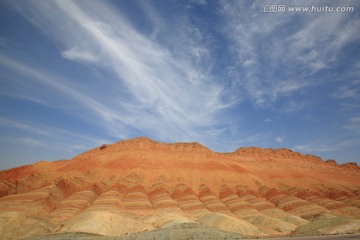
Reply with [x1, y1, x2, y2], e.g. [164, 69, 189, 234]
[17, 137, 88, 153]
[4, 0, 236, 146]
[0, 91, 64, 108]
[0, 116, 108, 147]
[333, 87, 357, 99]
[293, 144, 335, 153]
[20, 137, 48, 148]
[293, 136, 360, 154]
[220, 0, 360, 108]
[61, 46, 98, 62]
[345, 115, 360, 135]
[190, 0, 207, 5]
[264, 118, 272, 123]
[237, 133, 270, 145]
[0, 117, 50, 136]
[0, 55, 129, 128]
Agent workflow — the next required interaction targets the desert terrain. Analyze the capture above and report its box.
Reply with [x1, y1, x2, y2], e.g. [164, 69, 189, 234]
[0, 137, 359, 239]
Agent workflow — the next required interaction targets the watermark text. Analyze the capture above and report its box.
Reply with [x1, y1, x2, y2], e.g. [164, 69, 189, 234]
[261, 5, 354, 13]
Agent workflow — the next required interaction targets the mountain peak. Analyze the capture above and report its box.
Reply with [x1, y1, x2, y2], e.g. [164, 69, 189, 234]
[230, 147, 324, 163]
[96, 137, 212, 153]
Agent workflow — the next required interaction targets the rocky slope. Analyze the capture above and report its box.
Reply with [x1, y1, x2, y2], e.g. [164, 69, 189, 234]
[0, 137, 359, 239]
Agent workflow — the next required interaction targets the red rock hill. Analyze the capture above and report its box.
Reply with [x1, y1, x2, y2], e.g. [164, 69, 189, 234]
[0, 137, 359, 239]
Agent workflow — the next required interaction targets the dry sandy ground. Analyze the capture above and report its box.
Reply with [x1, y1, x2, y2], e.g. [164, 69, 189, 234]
[257, 234, 360, 240]
[25, 223, 243, 240]
[24, 227, 360, 240]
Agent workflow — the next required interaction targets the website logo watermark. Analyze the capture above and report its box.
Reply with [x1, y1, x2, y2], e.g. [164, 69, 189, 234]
[261, 5, 354, 13]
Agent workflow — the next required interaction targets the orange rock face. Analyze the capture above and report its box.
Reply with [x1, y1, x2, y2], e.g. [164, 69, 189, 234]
[0, 137, 359, 239]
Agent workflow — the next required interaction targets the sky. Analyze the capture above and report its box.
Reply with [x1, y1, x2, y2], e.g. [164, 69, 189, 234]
[0, 0, 360, 170]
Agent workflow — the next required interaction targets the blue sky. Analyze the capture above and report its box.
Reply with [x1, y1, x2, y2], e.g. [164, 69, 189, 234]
[0, 0, 360, 170]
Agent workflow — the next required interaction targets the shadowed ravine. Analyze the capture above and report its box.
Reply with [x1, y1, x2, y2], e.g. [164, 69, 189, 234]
[0, 137, 359, 239]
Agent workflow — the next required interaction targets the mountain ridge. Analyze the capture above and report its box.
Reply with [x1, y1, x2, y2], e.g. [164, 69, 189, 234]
[0, 137, 359, 239]
[72, 136, 354, 166]
[1, 137, 358, 173]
